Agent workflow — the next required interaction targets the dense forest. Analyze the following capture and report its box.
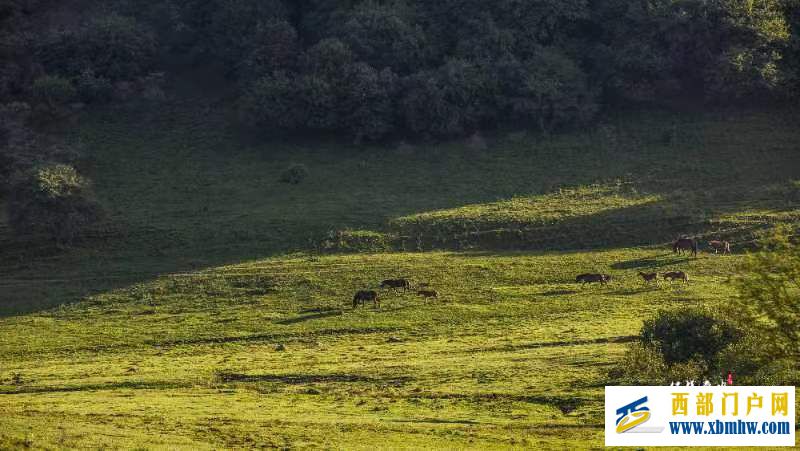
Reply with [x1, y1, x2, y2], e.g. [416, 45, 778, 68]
[2, 0, 799, 139]
[1, 0, 800, 241]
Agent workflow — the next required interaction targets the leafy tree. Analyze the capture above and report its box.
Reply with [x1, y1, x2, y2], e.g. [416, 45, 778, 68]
[588, 0, 790, 100]
[730, 227, 800, 360]
[331, 1, 431, 74]
[206, 0, 290, 68]
[299, 38, 354, 78]
[401, 59, 494, 138]
[454, 15, 517, 62]
[0, 0, 28, 99]
[239, 19, 300, 79]
[32, 76, 76, 111]
[421, 0, 588, 50]
[243, 71, 307, 130]
[339, 63, 398, 141]
[75, 68, 113, 103]
[608, 342, 668, 385]
[37, 14, 157, 81]
[7, 163, 104, 244]
[780, 0, 800, 95]
[243, 39, 397, 141]
[495, 48, 598, 132]
[640, 308, 741, 365]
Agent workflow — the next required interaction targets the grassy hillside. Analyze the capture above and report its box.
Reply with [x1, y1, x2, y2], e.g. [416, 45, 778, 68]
[0, 100, 798, 448]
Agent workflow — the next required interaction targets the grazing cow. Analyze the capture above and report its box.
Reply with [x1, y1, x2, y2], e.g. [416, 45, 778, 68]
[662, 271, 689, 282]
[353, 290, 380, 308]
[417, 290, 438, 299]
[638, 272, 658, 283]
[380, 279, 411, 291]
[673, 238, 698, 257]
[708, 240, 731, 254]
[575, 273, 612, 285]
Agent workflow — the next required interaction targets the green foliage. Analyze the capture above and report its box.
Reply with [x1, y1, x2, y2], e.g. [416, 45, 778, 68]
[729, 227, 800, 360]
[299, 38, 354, 78]
[0, 0, 38, 99]
[37, 13, 157, 82]
[608, 342, 667, 385]
[640, 308, 740, 365]
[75, 68, 113, 103]
[331, 0, 431, 74]
[716, 331, 800, 385]
[401, 59, 491, 138]
[591, 0, 791, 101]
[7, 163, 104, 244]
[612, 309, 741, 384]
[5, 0, 800, 132]
[239, 18, 300, 79]
[422, 0, 588, 52]
[32, 75, 76, 110]
[244, 39, 398, 141]
[495, 49, 598, 131]
[235, 0, 606, 139]
[206, 0, 289, 67]
[318, 229, 395, 253]
[0, 102, 33, 192]
[339, 63, 398, 141]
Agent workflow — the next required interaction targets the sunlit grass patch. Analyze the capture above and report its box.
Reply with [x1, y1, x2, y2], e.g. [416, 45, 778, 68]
[393, 184, 661, 228]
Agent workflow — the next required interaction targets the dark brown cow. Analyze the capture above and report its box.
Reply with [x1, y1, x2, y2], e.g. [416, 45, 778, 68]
[708, 240, 731, 255]
[662, 271, 689, 283]
[417, 290, 438, 299]
[638, 272, 658, 283]
[353, 290, 380, 308]
[576, 273, 612, 285]
[673, 238, 698, 257]
[381, 279, 411, 291]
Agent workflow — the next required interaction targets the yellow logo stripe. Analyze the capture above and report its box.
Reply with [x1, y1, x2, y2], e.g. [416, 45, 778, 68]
[617, 411, 651, 433]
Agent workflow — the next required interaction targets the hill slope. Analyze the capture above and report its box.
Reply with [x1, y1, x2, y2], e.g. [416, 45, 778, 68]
[0, 101, 798, 448]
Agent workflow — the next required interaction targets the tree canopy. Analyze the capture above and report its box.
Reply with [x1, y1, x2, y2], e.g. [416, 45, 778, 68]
[1, 0, 799, 140]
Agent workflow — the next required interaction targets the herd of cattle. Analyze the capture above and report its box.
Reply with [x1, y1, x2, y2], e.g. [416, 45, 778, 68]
[350, 238, 732, 308]
[352, 279, 436, 308]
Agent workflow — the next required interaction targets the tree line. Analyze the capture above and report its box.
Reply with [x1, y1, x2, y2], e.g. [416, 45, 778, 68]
[1, 0, 799, 141]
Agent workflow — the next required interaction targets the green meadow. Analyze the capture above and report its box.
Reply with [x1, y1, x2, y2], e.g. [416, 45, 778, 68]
[1, 102, 798, 449]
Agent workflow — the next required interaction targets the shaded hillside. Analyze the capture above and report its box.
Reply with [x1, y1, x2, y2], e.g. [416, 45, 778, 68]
[0, 100, 798, 315]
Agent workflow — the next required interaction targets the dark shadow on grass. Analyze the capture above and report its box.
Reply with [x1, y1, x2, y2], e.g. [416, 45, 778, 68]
[386, 418, 485, 425]
[451, 335, 637, 355]
[40, 326, 405, 356]
[0, 380, 193, 395]
[540, 289, 578, 296]
[606, 286, 662, 296]
[0, 102, 796, 317]
[275, 310, 342, 325]
[406, 391, 601, 415]
[611, 254, 692, 270]
[215, 372, 412, 386]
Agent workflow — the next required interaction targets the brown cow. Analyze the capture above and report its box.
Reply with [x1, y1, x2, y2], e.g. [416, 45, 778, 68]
[662, 271, 689, 283]
[673, 238, 698, 257]
[353, 290, 380, 308]
[708, 240, 731, 255]
[380, 279, 411, 291]
[638, 272, 658, 283]
[576, 273, 612, 285]
[417, 290, 438, 299]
